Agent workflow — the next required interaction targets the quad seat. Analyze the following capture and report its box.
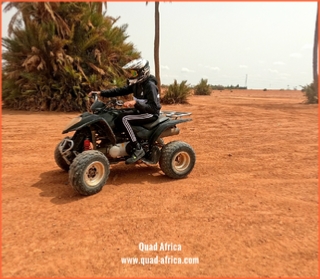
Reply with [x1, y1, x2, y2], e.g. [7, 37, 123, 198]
[143, 115, 169, 129]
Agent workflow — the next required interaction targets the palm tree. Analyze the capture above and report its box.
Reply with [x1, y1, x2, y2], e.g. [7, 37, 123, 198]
[3, 2, 71, 38]
[313, 2, 318, 91]
[154, 2, 161, 95]
[92, 2, 107, 15]
[2, 2, 140, 111]
[146, 1, 161, 95]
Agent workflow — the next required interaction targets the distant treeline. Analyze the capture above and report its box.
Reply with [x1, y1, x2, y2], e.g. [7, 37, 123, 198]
[209, 84, 247, 90]
[161, 84, 247, 90]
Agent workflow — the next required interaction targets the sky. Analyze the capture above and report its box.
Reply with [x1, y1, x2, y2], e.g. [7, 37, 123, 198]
[1, 1, 318, 89]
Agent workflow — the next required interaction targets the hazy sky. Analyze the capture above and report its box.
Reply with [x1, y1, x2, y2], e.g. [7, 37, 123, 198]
[2, 1, 318, 89]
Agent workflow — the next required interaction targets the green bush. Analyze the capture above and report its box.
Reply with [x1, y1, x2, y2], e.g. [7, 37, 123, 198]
[194, 78, 211, 95]
[161, 80, 191, 104]
[301, 81, 318, 104]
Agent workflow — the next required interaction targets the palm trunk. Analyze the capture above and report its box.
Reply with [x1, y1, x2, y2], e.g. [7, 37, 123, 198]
[313, 3, 318, 92]
[154, 2, 161, 95]
[98, 3, 102, 14]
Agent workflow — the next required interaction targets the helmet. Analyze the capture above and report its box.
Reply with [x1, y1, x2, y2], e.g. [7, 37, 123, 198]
[122, 58, 150, 85]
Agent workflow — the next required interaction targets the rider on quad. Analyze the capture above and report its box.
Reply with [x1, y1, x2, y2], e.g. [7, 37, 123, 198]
[89, 58, 161, 164]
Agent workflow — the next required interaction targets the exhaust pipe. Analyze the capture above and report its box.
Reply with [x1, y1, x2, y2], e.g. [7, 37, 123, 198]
[159, 127, 180, 138]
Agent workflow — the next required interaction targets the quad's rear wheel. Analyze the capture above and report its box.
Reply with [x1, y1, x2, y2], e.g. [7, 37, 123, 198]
[69, 150, 110, 196]
[159, 141, 196, 179]
[54, 137, 71, 171]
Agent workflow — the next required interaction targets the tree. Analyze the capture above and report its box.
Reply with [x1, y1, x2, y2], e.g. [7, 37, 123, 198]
[146, 2, 161, 95]
[3, 2, 71, 39]
[94, 2, 107, 15]
[302, 3, 318, 104]
[154, 2, 161, 95]
[313, 2, 318, 92]
[2, 2, 140, 111]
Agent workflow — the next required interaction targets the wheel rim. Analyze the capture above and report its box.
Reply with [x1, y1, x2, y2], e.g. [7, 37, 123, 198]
[172, 151, 191, 173]
[83, 161, 105, 188]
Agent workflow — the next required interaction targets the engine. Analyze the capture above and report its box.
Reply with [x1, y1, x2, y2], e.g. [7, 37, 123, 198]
[107, 142, 130, 158]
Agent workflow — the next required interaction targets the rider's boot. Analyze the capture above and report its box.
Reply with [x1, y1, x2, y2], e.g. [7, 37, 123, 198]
[125, 142, 145, 164]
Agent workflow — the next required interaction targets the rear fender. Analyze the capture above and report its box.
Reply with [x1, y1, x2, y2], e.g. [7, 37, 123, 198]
[149, 118, 192, 144]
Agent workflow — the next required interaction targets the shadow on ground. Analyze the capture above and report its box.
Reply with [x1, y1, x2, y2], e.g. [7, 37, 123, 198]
[32, 163, 175, 204]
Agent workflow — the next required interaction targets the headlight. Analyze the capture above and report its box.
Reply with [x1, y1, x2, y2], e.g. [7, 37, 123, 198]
[64, 116, 82, 131]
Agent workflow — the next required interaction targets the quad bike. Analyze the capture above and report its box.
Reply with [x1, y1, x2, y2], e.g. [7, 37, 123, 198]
[54, 93, 196, 196]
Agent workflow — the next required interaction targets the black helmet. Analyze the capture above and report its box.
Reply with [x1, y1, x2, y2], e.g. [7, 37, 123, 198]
[122, 58, 150, 85]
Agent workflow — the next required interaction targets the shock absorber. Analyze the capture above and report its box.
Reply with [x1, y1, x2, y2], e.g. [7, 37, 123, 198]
[83, 137, 91, 151]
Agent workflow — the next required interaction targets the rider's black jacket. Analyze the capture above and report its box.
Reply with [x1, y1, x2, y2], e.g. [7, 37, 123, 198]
[100, 75, 161, 115]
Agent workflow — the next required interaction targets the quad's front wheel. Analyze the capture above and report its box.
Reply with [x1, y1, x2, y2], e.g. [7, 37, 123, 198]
[54, 137, 71, 171]
[69, 150, 110, 196]
[159, 141, 196, 179]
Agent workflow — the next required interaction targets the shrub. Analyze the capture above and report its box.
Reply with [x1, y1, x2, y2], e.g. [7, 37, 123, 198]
[301, 81, 318, 104]
[194, 78, 212, 95]
[161, 80, 191, 104]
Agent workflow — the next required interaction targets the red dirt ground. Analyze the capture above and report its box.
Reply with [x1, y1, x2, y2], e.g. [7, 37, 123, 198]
[1, 89, 318, 277]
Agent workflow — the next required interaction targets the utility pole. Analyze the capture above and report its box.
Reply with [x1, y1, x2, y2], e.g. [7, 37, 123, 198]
[245, 74, 248, 88]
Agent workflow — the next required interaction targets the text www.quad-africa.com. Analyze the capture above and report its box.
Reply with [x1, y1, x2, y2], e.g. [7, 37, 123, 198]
[121, 255, 199, 265]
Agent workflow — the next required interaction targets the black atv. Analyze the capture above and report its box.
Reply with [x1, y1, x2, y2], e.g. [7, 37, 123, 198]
[54, 93, 196, 196]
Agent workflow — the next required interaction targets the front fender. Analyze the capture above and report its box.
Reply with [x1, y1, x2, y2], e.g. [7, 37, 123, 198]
[63, 112, 116, 145]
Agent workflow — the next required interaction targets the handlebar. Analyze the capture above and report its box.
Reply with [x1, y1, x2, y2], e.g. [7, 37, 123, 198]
[115, 99, 124, 106]
[89, 92, 99, 102]
[89, 92, 124, 112]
